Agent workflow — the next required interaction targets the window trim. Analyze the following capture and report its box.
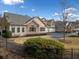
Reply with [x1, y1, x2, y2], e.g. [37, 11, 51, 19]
[12, 27, 15, 33]
[40, 27, 45, 31]
[17, 27, 20, 32]
[22, 27, 25, 32]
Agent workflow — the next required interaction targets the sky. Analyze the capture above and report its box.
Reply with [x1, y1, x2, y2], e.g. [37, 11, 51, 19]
[0, 0, 79, 21]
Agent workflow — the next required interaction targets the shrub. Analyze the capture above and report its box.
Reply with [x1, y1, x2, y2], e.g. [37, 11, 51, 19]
[24, 37, 64, 59]
[2, 30, 12, 38]
[68, 35, 77, 37]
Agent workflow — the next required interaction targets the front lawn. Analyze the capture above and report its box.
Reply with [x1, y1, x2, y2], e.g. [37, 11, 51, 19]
[8, 35, 79, 49]
[8, 35, 55, 44]
[64, 37, 79, 49]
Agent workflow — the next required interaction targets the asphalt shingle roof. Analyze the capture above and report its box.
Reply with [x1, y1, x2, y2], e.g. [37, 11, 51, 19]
[4, 12, 31, 25]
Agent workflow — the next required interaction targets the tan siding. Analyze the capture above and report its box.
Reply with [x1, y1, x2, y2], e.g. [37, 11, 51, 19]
[33, 18, 45, 27]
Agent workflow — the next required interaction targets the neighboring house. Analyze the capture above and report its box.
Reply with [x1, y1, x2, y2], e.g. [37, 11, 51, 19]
[70, 21, 79, 33]
[55, 21, 64, 32]
[64, 21, 79, 33]
[55, 21, 74, 32]
[46, 19, 55, 32]
[1, 12, 55, 37]
[65, 21, 79, 36]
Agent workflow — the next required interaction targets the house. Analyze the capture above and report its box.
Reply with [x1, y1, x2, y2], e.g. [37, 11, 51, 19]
[55, 21, 64, 32]
[55, 21, 74, 32]
[1, 12, 55, 37]
[70, 21, 79, 34]
[46, 19, 55, 32]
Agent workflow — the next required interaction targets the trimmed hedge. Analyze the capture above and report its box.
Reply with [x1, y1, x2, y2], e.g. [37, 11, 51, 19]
[24, 37, 64, 59]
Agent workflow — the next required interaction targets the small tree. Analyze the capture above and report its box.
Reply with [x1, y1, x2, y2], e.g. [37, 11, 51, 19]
[24, 37, 64, 59]
[2, 30, 12, 49]
[2, 30, 12, 38]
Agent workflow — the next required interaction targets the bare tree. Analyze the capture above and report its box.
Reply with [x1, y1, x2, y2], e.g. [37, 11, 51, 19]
[59, 0, 76, 42]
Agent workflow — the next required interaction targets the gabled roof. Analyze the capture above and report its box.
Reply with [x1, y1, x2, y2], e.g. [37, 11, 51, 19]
[4, 12, 31, 25]
[25, 17, 47, 26]
[70, 21, 79, 28]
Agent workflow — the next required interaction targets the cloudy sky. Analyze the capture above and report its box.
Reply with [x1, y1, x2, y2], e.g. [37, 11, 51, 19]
[0, 0, 79, 21]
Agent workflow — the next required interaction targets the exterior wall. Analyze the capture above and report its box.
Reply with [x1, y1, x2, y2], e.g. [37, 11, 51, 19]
[25, 18, 48, 34]
[26, 21, 39, 32]
[48, 27, 55, 32]
[0, 26, 2, 35]
[45, 27, 55, 32]
[9, 23, 55, 37]
[74, 28, 79, 33]
[9, 25, 27, 36]
[33, 18, 45, 27]
[55, 21, 64, 32]
[55, 27, 64, 32]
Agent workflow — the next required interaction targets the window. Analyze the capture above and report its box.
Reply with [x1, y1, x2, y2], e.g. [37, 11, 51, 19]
[29, 25, 36, 32]
[22, 28, 24, 32]
[40, 27, 45, 31]
[29, 27, 36, 32]
[17, 28, 20, 32]
[12, 28, 15, 33]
